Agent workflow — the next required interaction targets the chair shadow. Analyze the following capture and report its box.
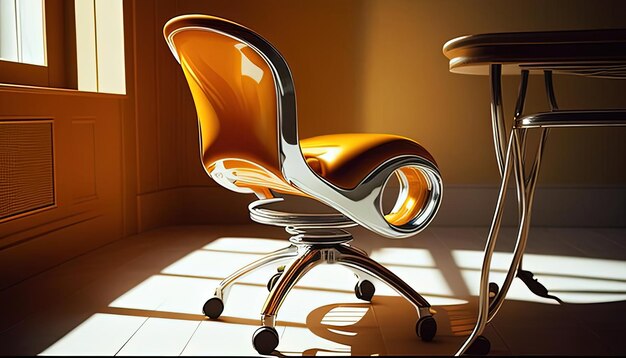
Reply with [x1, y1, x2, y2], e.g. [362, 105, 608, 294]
[275, 293, 626, 356]
[275, 295, 471, 356]
[303, 302, 386, 356]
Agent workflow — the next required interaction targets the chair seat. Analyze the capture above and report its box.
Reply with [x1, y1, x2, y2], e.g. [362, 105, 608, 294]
[209, 133, 436, 197]
[516, 109, 626, 128]
[300, 133, 436, 190]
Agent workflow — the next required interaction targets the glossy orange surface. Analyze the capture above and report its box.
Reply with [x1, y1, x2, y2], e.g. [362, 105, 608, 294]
[300, 133, 435, 190]
[174, 29, 282, 174]
[383, 166, 429, 226]
[300, 134, 433, 225]
[167, 16, 437, 223]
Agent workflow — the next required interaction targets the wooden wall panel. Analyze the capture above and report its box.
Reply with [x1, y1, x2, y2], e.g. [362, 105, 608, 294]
[155, 0, 183, 190]
[0, 0, 137, 290]
[133, 0, 160, 195]
[70, 119, 97, 202]
[0, 88, 126, 290]
[133, 0, 192, 231]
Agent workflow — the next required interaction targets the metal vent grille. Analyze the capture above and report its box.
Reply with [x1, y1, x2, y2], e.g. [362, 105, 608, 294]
[0, 121, 55, 221]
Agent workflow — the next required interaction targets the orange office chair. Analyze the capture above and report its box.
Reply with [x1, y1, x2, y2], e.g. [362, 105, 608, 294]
[164, 15, 443, 354]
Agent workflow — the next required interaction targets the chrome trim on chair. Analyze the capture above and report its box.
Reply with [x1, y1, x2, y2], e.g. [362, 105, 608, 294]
[387, 170, 410, 215]
[260, 247, 322, 327]
[165, 16, 442, 354]
[249, 198, 357, 229]
[257, 240, 434, 330]
[165, 16, 443, 239]
[287, 229, 353, 245]
[280, 154, 443, 238]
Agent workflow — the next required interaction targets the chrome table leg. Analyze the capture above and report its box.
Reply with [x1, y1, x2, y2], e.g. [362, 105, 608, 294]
[455, 130, 517, 356]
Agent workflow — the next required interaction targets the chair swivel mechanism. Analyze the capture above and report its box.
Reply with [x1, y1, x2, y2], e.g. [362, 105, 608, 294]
[164, 15, 443, 355]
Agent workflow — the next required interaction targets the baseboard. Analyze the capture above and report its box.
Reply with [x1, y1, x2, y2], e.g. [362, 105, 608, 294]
[432, 185, 626, 227]
[178, 186, 254, 225]
[136, 186, 254, 232]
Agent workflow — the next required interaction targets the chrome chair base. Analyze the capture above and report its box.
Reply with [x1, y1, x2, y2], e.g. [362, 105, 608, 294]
[203, 198, 437, 355]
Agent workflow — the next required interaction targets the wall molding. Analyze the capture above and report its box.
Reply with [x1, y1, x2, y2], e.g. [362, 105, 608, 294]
[136, 185, 254, 232]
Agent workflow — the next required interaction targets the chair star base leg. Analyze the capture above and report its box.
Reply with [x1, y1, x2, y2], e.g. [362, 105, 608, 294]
[250, 240, 436, 354]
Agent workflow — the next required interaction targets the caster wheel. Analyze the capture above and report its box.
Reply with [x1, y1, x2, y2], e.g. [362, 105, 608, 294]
[267, 272, 282, 291]
[354, 280, 375, 301]
[416, 316, 437, 342]
[252, 326, 279, 355]
[465, 335, 491, 355]
[202, 296, 224, 319]
[489, 282, 499, 299]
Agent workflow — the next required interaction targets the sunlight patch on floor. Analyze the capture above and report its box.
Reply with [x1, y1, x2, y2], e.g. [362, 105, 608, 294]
[39, 314, 147, 356]
[202, 237, 288, 254]
[117, 318, 200, 356]
[370, 247, 436, 267]
[320, 306, 370, 327]
[453, 250, 626, 304]
[39, 236, 626, 355]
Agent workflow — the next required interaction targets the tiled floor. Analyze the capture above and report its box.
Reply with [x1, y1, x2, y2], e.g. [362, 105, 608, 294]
[0, 225, 624, 356]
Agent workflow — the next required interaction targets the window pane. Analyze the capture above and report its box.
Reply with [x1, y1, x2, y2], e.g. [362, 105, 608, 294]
[17, 0, 45, 65]
[94, 0, 125, 94]
[0, 0, 19, 62]
[75, 0, 97, 92]
[75, 0, 126, 94]
[0, 0, 45, 66]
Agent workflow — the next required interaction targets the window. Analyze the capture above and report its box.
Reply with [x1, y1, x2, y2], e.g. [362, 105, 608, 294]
[0, 0, 46, 66]
[75, 0, 125, 94]
[0, 0, 126, 94]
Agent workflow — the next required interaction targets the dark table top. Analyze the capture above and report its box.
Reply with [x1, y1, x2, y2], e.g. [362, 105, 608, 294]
[443, 29, 626, 78]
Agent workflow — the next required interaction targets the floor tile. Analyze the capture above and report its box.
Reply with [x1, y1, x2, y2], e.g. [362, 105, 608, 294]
[39, 313, 147, 356]
[117, 317, 200, 356]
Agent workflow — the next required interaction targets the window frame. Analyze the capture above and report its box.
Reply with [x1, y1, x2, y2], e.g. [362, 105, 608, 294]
[0, 0, 78, 89]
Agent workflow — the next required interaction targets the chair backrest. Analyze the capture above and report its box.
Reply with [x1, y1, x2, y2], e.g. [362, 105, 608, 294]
[165, 15, 443, 239]
[164, 15, 299, 196]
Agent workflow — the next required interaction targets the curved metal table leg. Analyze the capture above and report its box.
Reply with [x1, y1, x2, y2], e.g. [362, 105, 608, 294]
[214, 244, 298, 303]
[456, 126, 549, 355]
[454, 130, 517, 356]
[487, 128, 549, 321]
[455, 67, 558, 355]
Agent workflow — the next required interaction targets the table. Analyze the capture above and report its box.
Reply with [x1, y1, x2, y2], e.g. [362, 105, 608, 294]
[443, 29, 626, 355]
